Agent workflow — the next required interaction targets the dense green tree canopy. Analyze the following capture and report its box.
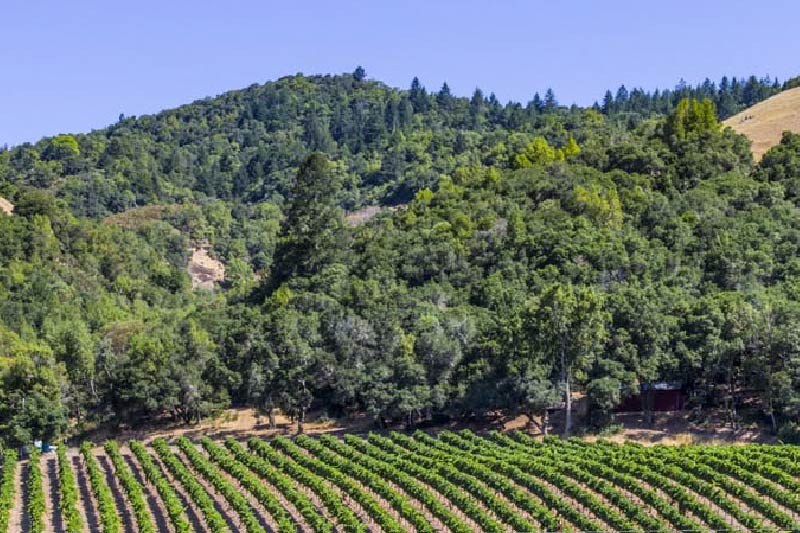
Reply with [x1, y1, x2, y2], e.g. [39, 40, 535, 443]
[1, 71, 800, 446]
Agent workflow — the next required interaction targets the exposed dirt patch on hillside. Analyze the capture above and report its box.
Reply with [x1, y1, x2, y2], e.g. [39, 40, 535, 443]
[724, 86, 800, 160]
[188, 248, 225, 290]
[0, 196, 13, 215]
[345, 204, 404, 226]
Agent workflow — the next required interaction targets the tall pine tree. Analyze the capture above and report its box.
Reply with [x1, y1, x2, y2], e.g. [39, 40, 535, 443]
[268, 153, 344, 292]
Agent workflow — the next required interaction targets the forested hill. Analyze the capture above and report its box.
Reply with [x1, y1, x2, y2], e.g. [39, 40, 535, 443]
[0, 72, 788, 215]
[1, 70, 800, 447]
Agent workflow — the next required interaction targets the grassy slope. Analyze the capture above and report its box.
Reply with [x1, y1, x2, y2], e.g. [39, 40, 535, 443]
[724, 86, 800, 160]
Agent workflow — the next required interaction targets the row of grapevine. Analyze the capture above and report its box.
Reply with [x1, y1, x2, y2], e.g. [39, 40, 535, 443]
[6, 435, 798, 533]
[80, 442, 121, 533]
[246, 437, 366, 533]
[129, 440, 191, 533]
[270, 435, 406, 533]
[701, 446, 800, 493]
[553, 435, 780, 532]
[0, 450, 16, 533]
[198, 437, 295, 533]
[767, 445, 800, 462]
[318, 434, 474, 533]
[689, 449, 800, 515]
[655, 449, 798, 528]
[26, 448, 45, 533]
[485, 430, 702, 532]
[512, 432, 735, 532]
[358, 433, 517, 533]
[151, 438, 228, 532]
[56, 445, 83, 533]
[298, 434, 436, 532]
[434, 429, 663, 533]
[223, 437, 332, 533]
[176, 436, 266, 533]
[104, 441, 156, 533]
[407, 430, 625, 531]
[455, 429, 694, 532]
[623, 446, 783, 531]
[378, 431, 566, 532]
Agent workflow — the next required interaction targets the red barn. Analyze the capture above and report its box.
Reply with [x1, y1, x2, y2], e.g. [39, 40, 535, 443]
[617, 382, 685, 412]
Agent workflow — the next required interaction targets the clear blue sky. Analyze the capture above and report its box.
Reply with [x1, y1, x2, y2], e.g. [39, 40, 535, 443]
[3, 0, 799, 146]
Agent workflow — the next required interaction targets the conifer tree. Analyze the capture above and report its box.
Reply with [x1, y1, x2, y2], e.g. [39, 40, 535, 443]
[268, 153, 344, 291]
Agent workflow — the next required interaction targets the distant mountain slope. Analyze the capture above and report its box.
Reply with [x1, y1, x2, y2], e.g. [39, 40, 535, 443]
[0, 72, 785, 220]
[724, 87, 800, 160]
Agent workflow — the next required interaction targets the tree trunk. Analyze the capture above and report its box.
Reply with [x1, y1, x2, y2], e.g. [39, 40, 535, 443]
[642, 385, 654, 426]
[561, 335, 572, 437]
[298, 408, 305, 435]
[767, 377, 777, 433]
[564, 372, 573, 437]
[543, 409, 550, 436]
[89, 377, 99, 401]
[728, 366, 737, 430]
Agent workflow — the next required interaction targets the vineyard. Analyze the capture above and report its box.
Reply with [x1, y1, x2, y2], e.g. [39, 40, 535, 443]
[0, 432, 798, 532]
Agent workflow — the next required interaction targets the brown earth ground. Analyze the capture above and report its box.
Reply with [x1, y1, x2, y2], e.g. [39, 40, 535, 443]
[0, 196, 13, 215]
[187, 247, 225, 290]
[724, 86, 800, 160]
[344, 204, 404, 226]
[77, 405, 775, 447]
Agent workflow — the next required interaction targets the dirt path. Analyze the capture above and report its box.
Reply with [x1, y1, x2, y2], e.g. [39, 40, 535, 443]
[9, 460, 30, 533]
[96, 452, 138, 533]
[148, 448, 210, 533]
[122, 451, 174, 533]
[71, 453, 101, 533]
[42, 454, 65, 533]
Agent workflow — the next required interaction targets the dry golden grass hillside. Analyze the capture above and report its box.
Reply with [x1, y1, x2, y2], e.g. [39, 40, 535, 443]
[724, 86, 800, 160]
